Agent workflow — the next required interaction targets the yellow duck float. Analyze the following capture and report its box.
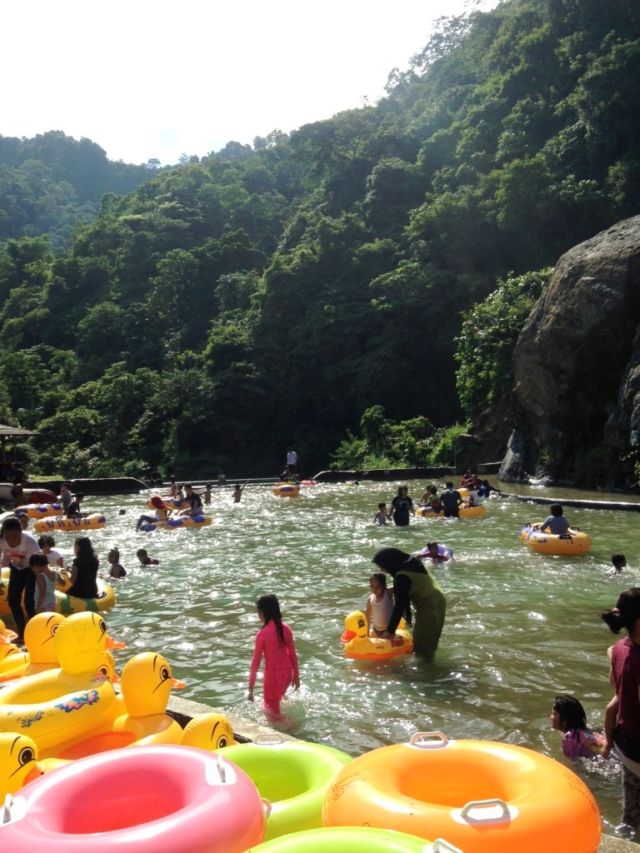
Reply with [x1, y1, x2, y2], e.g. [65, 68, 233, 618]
[0, 732, 42, 797]
[0, 616, 17, 644]
[181, 712, 237, 750]
[43, 651, 185, 760]
[0, 612, 64, 682]
[0, 611, 124, 750]
[341, 611, 413, 661]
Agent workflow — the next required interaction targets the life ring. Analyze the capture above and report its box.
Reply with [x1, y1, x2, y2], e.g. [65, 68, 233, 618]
[34, 513, 106, 533]
[15, 503, 63, 519]
[341, 611, 413, 661]
[0, 745, 267, 852]
[221, 739, 351, 840]
[323, 732, 601, 852]
[416, 505, 485, 519]
[140, 514, 212, 532]
[272, 484, 300, 497]
[0, 568, 115, 618]
[519, 523, 592, 555]
[246, 826, 454, 852]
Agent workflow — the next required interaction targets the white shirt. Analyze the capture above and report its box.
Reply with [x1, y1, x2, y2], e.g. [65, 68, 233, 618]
[45, 547, 64, 566]
[287, 450, 298, 466]
[0, 532, 41, 569]
[368, 591, 394, 632]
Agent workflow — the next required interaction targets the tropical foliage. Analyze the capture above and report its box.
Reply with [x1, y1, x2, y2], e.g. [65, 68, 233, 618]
[1, 0, 639, 477]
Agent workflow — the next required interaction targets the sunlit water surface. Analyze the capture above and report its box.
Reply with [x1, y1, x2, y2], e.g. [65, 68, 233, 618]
[57, 482, 640, 830]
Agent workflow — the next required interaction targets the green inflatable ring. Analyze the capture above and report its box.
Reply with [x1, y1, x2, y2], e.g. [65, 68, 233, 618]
[221, 739, 351, 840]
[246, 826, 452, 852]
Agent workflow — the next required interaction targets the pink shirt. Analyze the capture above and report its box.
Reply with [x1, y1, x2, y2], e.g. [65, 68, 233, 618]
[248, 620, 299, 692]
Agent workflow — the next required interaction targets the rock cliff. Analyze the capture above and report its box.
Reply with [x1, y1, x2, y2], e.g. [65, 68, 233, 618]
[500, 216, 640, 487]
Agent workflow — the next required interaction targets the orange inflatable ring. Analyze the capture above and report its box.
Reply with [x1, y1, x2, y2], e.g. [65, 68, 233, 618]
[323, 731, 601, 853]
[272, 484, 299, 497]
[519, 523, 591, 555]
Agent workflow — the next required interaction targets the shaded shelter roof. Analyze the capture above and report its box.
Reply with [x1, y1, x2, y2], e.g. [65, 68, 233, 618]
[0, 424, 38, 437]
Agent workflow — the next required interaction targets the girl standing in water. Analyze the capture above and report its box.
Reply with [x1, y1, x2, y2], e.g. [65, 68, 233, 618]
[248, 594, 300, 721]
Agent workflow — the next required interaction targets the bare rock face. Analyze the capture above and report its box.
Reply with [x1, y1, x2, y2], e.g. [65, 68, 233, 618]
[500, 216, 640, 486]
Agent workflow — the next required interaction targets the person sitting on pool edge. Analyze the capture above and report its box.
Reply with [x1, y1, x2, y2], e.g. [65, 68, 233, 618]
[539, 504, 570, 536]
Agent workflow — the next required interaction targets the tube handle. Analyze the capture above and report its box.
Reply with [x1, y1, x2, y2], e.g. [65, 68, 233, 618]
[2, 794, 12, 825]
[431, 840, 464, 853]
[460, 798, 511, 824]
[409, 731, 449, 749]
[262, 798, 272, 818]
[254, 733, 285, 745]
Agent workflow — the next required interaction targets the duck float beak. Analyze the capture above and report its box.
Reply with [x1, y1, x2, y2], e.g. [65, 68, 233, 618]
[0, 630, 17, 644]
[171, 677, 186, 689]
[341, 630, 356, 643]
[106, 635, 126, 650]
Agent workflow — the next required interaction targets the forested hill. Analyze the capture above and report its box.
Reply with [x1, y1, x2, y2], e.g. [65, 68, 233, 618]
[2, 0, 639, 479]
[0, 131, 154, 245]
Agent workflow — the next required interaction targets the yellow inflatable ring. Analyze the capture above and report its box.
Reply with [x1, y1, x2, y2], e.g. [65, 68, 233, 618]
[323, 731, 601, 853]
[34, 513, 106, 534]
[520, 523, 591, 555]
[415, 505, 485, 519]
[0, 568, 115, 617]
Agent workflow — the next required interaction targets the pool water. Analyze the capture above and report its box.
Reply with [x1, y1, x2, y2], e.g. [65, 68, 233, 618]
[59, 481, 639, 830]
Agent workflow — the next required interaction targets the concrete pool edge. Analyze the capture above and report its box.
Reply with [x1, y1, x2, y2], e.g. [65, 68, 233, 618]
[167, 695, 635, 851]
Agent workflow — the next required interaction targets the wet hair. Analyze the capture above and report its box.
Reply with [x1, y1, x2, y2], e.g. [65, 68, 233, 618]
[205, 484, 212, 489]
[553, 694, 587, 733]
[602, 588, 640, 634]
[234, 483, 241, 489]
[378, 502, 386, 510]
[136, 549, 148, 558]
[370, 572, 387, 588]
[550, 504, 563, 517]
[445, 482, 453, 489]
[1, 516, 21, 535]
[256, 594, 286, 644]
[108, 548, 120, 561]
[29, 553, 49, 568]
[37, 535, 56, 549]
[429, 485, 437, 494]
[612, 554, 627, 569]
[426, 542, 439, 551]
[397, 485, 408, 495]
[74, 537, 98, 568]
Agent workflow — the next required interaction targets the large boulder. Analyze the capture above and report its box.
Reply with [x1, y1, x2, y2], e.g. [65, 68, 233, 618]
[500, 216, 640, 487]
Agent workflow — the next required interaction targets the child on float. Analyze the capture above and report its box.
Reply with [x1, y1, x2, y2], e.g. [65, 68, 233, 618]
[373, 502, 388, 525]
[602, 588, 640, 838]
[30, 553, 60, 614]
[38, 535, 64, 568]
[136, 495, 170, 531]
[366, 572, 394, 636]
[136, 548, 160, 566]
[248, 594, 300, 721]
[419, 485, 442, 514]
[550, 694, 605, 760]
[539, 504, 570, 536]
[106, 548, 126, 579]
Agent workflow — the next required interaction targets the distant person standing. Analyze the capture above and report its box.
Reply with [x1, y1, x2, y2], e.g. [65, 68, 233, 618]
[286, 447, 298, 474]
[440, 482, 463, 518]
[390, 486, 415, 527]
[59, 482, 73, 513]
[0, 516, 41, 641]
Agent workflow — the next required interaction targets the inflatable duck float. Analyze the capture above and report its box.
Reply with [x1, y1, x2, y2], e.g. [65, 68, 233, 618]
[43, 651, 185, 760]
[341, 611, 413, 661]
[0, 612, 64, 682]
[0, 612, 124, 750]
[181, 713, 237, 750]
[0, 617, 17, 644]
[0, 732, 42, 797]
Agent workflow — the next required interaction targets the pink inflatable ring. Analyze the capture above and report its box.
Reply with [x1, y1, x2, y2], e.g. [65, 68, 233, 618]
[0, 744, 266, 852]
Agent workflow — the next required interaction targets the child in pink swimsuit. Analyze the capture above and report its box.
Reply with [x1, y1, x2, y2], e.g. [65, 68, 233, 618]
[550, 694, 605, 759]
[248, 594, 300, 720]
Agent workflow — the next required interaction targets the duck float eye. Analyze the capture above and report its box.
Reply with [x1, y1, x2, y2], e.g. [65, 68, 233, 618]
[18, 745, 35, 766]
[160, 665, 170, 681]
[99, 618, 107, 634]
[218, 736, 229, 748]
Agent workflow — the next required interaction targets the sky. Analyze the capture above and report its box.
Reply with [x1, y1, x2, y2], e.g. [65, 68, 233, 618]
[2, 0, 494, 166]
